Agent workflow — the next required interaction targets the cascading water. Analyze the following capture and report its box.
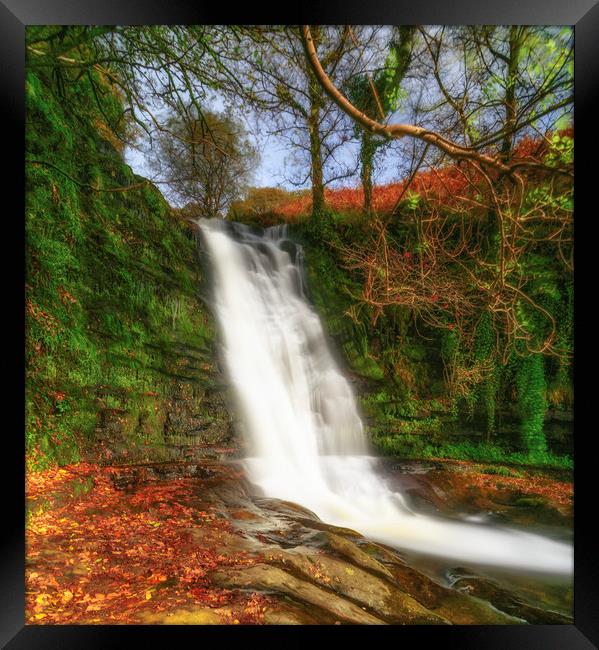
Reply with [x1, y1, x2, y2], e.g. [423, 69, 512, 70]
[198, 218, 572, 577]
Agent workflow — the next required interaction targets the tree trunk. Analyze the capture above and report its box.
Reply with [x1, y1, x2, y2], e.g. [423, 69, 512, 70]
[360, 131, 375, 215]
[306, 26, 325, 216]
[501, 26, 523, 162]
[488, 27, 524, 259]
[308, 77, 325, 215]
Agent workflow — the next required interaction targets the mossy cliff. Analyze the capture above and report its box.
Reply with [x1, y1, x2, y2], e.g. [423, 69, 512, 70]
[25, 68, 232, 471]
[292, 214, 573, 470]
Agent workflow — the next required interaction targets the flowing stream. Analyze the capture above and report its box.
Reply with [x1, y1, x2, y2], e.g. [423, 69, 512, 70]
[198, 218, 572, 577]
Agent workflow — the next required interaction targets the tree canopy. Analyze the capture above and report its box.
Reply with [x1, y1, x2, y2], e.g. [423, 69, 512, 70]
[148, 108, 258, 217]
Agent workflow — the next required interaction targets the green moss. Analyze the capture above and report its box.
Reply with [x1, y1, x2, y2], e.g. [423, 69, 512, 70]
[403, 342, 427, 362]
[294, 218, 571, 470]
[471, 312, 499, 437]
[295, 229, 387, 383]
[515, 353, 548, 457]
[372, 435, 571, 470]
[478, 465, 525, 478]
[514, 496, 546, 508]
[25, 66, 216, 470]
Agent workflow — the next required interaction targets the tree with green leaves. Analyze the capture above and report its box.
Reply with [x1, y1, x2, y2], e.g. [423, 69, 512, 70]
[26, 26, 245, 169]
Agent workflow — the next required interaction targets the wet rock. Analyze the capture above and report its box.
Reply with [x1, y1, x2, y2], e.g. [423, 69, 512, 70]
[163, 382, 233, 446]
[253, 497, 321, 521]
[262, 603, 325, 625]
[72, 457, 571, 625]
[447, 568, 573, 624]
[324, 532, 394, 580]
[221, 496, 525, 624]
[109, 460, 222, 490]
[230, 509, 265, 522]
[138, 607, 225, 624]
[212, 564, 388, 625]
[274, 548, 450, 624]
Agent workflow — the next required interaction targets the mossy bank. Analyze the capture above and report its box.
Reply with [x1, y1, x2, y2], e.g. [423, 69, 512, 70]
[25, 67, 233, 471]
[290, 211, 573, 471]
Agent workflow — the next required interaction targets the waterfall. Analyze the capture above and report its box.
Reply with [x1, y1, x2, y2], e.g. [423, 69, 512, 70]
[198, 218, 572, 577]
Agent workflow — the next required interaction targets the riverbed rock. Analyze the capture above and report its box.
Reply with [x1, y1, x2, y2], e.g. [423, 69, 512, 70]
[32, 457, 570, 625]
[324, 531, 394, 580]
[176, 466, 526, 625]
[447, 568, 572, 624]
[212, 564, 388, 625]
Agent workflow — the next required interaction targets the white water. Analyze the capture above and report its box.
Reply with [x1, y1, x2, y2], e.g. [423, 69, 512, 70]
[198, 218, 573, 576]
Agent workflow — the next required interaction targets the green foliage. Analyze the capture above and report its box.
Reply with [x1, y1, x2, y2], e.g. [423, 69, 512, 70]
[344, 26, 415, 123]
[148, 107, 259, 216]
[515, 354, 548, 457]
[26, 66, 213, 470]
[473, 312, 498, 436]
[361, 391, 428, 422]
[302, 206, 341, 245]
[373, 435, 571, 470]
[228, 187, 307, 225]
[295, 197, 572, 470]
[545, 131, 574, 167]
[403, 193, 421, 212]
[479, 465, 525, 478]
[440, 328, 458, 363]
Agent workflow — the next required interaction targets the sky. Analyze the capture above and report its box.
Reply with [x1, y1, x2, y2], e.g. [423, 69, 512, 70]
[122, 29, 374, 199]
[123, 93, 287, 190]
[122, 46, 400, 204]
[123, 113, 366, 199]
[124, 110, 403, 207]
[119, 27, 465, 203]
[120, 32, 475, 202]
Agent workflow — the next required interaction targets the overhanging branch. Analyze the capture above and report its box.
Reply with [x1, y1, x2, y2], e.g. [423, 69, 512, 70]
[300, 25, 513, 174]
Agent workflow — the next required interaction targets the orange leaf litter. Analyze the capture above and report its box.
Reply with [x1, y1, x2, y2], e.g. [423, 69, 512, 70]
[26, 463, 270, 624]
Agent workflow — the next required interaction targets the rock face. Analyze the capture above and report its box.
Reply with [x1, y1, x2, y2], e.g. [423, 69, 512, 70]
[89, 351, 236, 465]
[213, 564, 390, 625]
[210, 510, 521, 625]
[379, 458, 573, 527]
[163, 384, 231, 444]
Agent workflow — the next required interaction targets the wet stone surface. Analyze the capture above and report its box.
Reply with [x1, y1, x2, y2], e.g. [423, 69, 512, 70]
[125, 459, 573, 624]
[26, 457, 573, 625]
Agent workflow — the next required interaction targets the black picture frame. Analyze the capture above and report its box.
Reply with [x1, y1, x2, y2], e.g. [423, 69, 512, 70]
[3, 1, 597, 647]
